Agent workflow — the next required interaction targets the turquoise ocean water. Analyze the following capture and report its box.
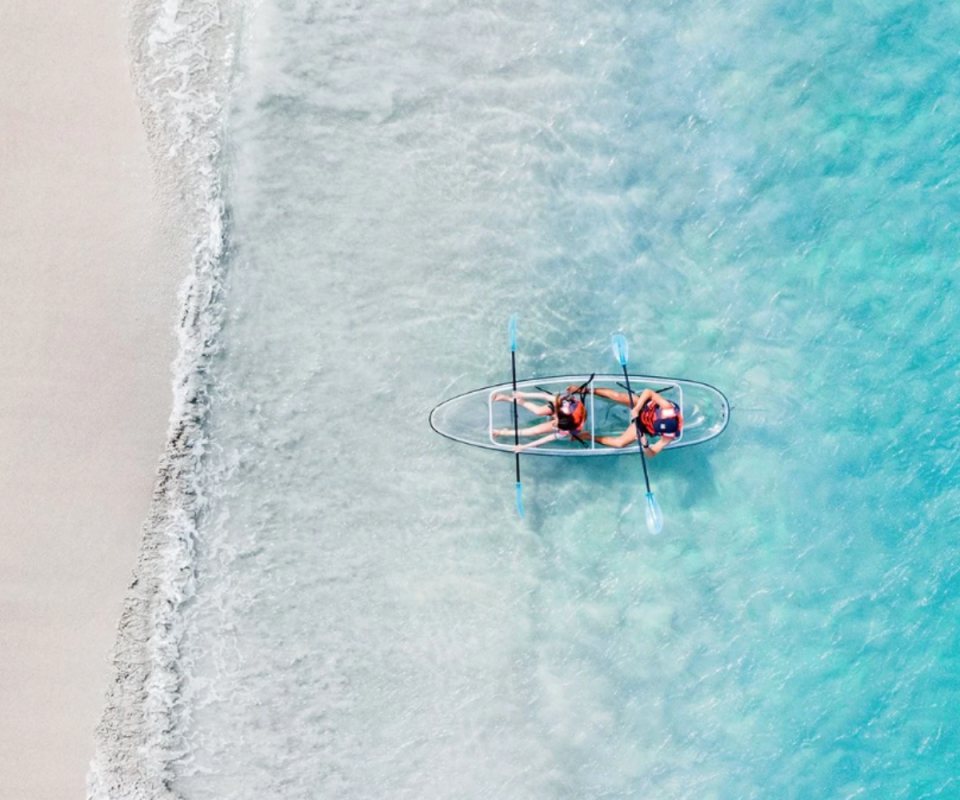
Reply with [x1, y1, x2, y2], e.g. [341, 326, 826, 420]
[91, 1, 960, 798]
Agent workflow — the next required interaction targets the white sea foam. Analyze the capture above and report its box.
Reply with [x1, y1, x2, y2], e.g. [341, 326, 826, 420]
[87, 1, 238, 798]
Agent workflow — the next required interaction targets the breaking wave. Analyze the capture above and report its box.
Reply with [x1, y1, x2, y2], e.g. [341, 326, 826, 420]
[87, 1, 239, 797]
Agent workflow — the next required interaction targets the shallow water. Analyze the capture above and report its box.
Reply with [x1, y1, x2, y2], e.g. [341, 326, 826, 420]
[93, 0, 960, 797]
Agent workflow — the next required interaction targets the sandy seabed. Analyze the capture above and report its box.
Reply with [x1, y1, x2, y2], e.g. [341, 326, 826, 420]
[0, 2, 182, 797]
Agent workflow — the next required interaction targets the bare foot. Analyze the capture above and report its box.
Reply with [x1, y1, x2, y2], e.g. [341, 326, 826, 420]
[491, 392, 514, 403]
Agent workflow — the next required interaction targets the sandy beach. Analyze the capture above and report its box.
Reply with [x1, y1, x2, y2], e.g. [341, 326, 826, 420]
[0, 1, 180, 797]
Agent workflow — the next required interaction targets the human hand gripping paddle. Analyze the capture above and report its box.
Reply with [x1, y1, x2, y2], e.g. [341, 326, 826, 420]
[612, 334, 664, 535]
[509, 315, 525, 518]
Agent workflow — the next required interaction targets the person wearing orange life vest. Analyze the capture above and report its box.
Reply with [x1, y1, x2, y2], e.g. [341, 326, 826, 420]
[583, 386, 682, 457]
[491, 389, 588, 452]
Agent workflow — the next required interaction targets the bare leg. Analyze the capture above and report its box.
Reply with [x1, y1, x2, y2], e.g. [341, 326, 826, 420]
[593, 425, 639, 448]
[493, 420, 556, 438]
[491, 393, 552, 416]
[591, 387, 633, 407]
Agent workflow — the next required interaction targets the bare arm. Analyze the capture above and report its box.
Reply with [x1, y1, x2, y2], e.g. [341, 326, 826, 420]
[631, 389, 672, 417]
[641, 435, 668, 457]
[631, 390, 674, 456]
[629, 388, 655, 418]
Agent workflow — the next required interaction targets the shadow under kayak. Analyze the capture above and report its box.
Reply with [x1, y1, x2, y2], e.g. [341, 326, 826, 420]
[429, 373, 729, 457]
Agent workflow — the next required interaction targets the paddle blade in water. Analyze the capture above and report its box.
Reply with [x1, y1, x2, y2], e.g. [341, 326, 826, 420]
[509, 314, 518, 352]
[516, 482, 525, 518]
[645, 491, 663, 535]
[612, 334, 628, 367]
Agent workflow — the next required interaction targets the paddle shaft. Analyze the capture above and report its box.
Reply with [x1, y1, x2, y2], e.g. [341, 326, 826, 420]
[619, 365, 653, 493]
[511, 349, 521, 479]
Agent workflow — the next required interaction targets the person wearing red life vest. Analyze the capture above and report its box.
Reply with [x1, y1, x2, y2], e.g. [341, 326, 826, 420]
[491, 389, 588, 452]
[582, 386, 683, 457]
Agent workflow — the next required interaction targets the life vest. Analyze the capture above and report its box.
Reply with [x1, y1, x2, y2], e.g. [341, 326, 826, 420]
[639, 400, 682, 438]
[555, 394, 587, 432]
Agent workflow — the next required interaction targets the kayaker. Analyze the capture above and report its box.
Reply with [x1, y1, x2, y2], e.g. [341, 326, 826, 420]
[491, 389, 588, 452]
[583, 386, 682, 457]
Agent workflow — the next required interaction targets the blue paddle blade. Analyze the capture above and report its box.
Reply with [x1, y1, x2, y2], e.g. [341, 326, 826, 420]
[612, 334, 628, 367]
[516, 482, 525, 518]
[645, 491, 663, 535]
[509, 314, 518, 352]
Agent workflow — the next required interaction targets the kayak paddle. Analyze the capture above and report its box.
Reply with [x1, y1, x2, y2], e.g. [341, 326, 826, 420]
[611, 334, 664, 534]
[509, 315, 525, 518]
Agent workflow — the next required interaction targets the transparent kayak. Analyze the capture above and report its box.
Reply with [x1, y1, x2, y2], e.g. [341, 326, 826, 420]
[429, 374, 729, 456]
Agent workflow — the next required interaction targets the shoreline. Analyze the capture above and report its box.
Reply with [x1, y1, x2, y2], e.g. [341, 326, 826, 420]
[0, 1, 183, 797]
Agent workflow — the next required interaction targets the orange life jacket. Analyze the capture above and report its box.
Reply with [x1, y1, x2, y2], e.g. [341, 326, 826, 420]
[639, 401, 682, 439]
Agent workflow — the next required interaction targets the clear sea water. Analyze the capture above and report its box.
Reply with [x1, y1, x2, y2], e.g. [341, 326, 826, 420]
[91, 0, 960, 798]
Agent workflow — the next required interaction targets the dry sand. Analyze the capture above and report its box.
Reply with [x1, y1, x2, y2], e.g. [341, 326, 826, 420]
[0, 1, 181, 797]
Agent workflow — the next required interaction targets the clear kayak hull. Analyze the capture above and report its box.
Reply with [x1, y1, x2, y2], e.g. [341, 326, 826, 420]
[429, 374, 729, 456]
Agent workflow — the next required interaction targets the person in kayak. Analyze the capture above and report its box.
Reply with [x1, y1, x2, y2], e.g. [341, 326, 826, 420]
[584, 386, 682, 457]
[491, 389, 588, 452]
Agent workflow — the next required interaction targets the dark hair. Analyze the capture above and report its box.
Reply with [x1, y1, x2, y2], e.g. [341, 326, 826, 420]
[554, 394, 584, 431]
[556, 413, 579, 431]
